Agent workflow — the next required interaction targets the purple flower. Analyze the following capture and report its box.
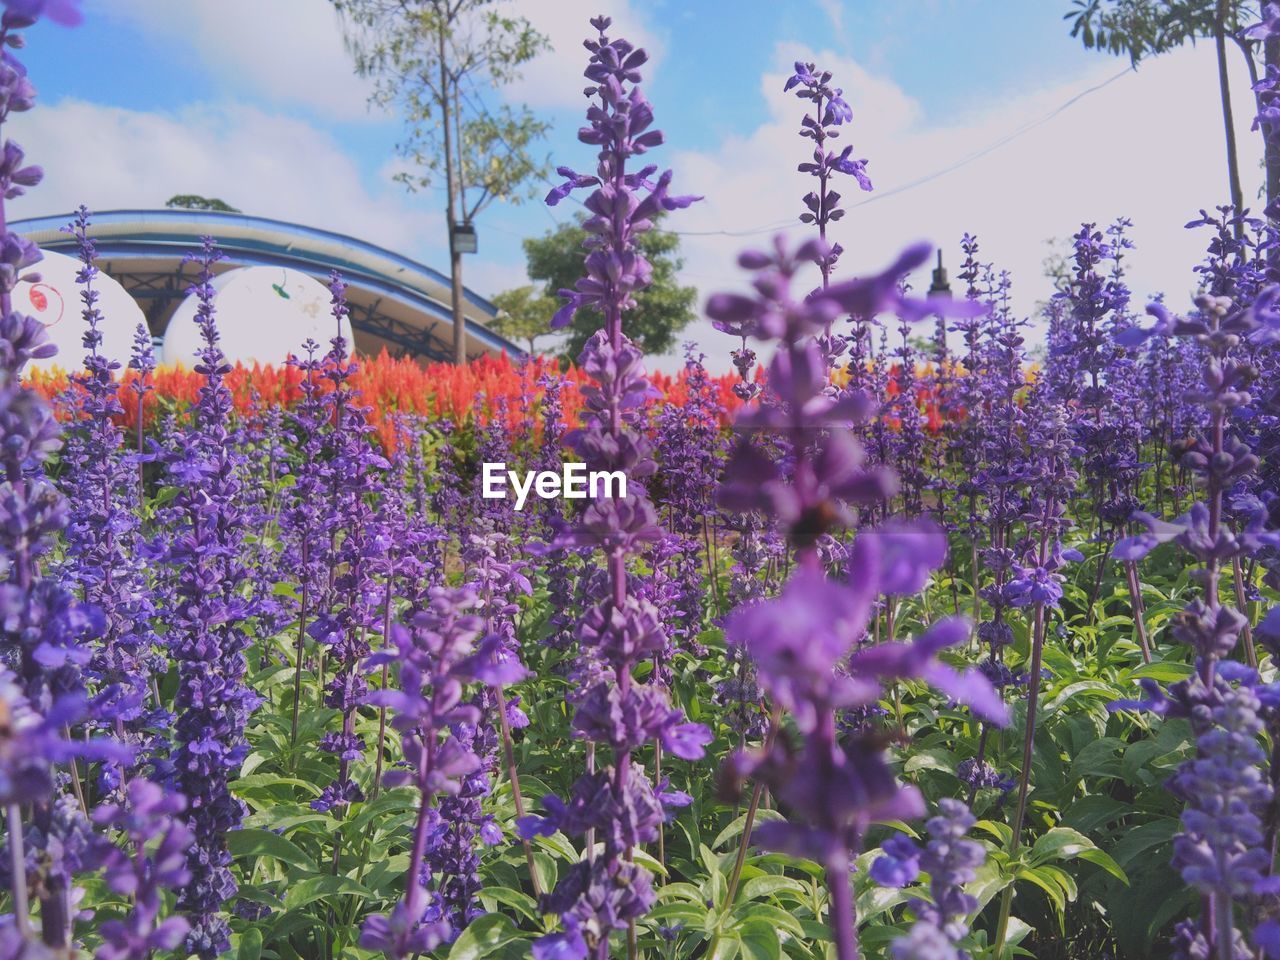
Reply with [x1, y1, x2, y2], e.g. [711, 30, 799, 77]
[0, 671, 125, 806]
[1243, 2, 1280, 40]
[1, 0, 81, 27]
[784, 60, 871, 284]
[545, 166, 600, 206]
[1170, 684, 1273, 900]
[531, 18, 707, 956]
[1003, 564, 1065, 608]
[161, 239, 263, 958]
[359, 894, 451, 959]
[359, 586, 489, 958]
[726, 567, 879, 731]
[871, 834, 922, 887]
[849, 618, 1010, 725]
[92, 779, 194, 960]
[857, 518, 948, 595]
[886, 799, 986, 958]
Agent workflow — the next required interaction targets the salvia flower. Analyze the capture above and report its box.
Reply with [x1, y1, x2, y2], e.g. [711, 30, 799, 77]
[91, 778, 194, 960]
[360, 586, 487, 958]
[525, 17, 709, 960]
[879, 799, 986, 958]
[784, 60, 872, 290]
[161, 238, 262, 958]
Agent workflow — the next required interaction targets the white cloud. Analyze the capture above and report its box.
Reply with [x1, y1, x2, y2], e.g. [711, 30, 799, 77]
[660, 41, 1264, 371]
[6, 99, 440, 253]
[103, 0, 662, 121]
[104, 0, 378, 121]
[814, 0, 849, 48]
[504, 0, 665, 110]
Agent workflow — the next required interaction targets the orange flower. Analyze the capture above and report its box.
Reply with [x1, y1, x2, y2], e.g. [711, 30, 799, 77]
[24, 350, 747, 447]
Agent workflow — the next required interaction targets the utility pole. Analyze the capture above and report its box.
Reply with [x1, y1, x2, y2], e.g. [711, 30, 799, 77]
[335, 0, 546, 365]
[1269, 36, 1280, 227]
[437, 16, 466, 365]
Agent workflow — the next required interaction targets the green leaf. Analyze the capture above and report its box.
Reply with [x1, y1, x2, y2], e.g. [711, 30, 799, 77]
[903, 747, 957, 775]
[1061, 795, 1129, 835]
[700, 844, 727, 880]
[1121, 661, 1193, 684]
[230, 773, 321, 798]
[447, 914, 525, 960]
[737, 919, 781, 960]
[975, 819, 1014, 847]
[1042, 680, 1119, 713]
[478, 885, 538, 921]
[649, 902, 709, 927]
[236, 927, 263, 960]
[1029, 827, 1096, 863]
[712, 809, 785, 849]
[1075, 847, 1128, 884]
[281, 874, 372, 911]
[739, 875, 807, 903]
[1067, 738, 1125, 780]
[531, 832, 579, 863]
[729, 903, 804, 938]
[656, 882, 707, 903]
[798, 920, 834, 943]
[1111, 818, 1178, 870]
[225, 829, 317, 872]
[968, 859, 1016, 912]
[1015, 864, 1066, 917]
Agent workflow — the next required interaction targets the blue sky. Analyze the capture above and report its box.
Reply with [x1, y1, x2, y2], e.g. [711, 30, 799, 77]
[8, 0, 1265, 368]
[21, 3, 1103, 156]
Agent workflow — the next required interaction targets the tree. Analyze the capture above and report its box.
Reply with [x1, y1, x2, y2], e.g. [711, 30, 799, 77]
[489, 285, 557, 355]
[524, 217, 698, 361]
[334, 0, 550, 364]
[1065, 1, 1274, 223]
[165, 194, 240, 213]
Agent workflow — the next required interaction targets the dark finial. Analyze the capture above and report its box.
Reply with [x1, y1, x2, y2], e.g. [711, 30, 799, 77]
[928, 250, 951, 297]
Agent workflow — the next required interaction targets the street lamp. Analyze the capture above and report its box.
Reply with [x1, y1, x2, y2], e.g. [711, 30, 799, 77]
[928, 250, 951, 297]
[928, 251, 951, 360]
[451, 221, 478, 255]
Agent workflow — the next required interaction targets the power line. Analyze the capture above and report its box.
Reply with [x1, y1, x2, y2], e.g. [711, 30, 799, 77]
[847, 66, 1133, 210]
[667, 66, 1135, 239]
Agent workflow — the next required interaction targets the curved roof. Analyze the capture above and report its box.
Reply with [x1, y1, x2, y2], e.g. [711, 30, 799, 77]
[11, 208, 523, 362]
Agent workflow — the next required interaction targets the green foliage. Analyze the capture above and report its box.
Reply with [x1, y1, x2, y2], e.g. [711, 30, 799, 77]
[1064, 0, 1257, 63]
[523, 217, 698, 359]
[335, 0, 550, 217]
[59, 395, 1277, 960]
[165, 194, 240, 213]
[489, 284, 558, 355]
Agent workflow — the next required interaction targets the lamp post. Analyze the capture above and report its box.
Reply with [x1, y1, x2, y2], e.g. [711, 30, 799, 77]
[451, 221, 478, 255]
[927, 249, 950, 297]
[447, 219, 478, 364]
[929, 250, 951, 361]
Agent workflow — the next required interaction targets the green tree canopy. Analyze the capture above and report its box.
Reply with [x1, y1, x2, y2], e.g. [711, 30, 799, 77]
[522, 217, 697, 361]
[1065, 0, 1255, 62]
[489, 285, 557, 355]
[165, 194, 240, 213]
[1065, 0, 1267, 218]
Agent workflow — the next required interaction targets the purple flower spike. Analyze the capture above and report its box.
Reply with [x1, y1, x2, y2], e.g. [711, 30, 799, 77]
[531, 20, 706, 956]
[785, 59, 871, 288]
[1243, 3, 1280, 40]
